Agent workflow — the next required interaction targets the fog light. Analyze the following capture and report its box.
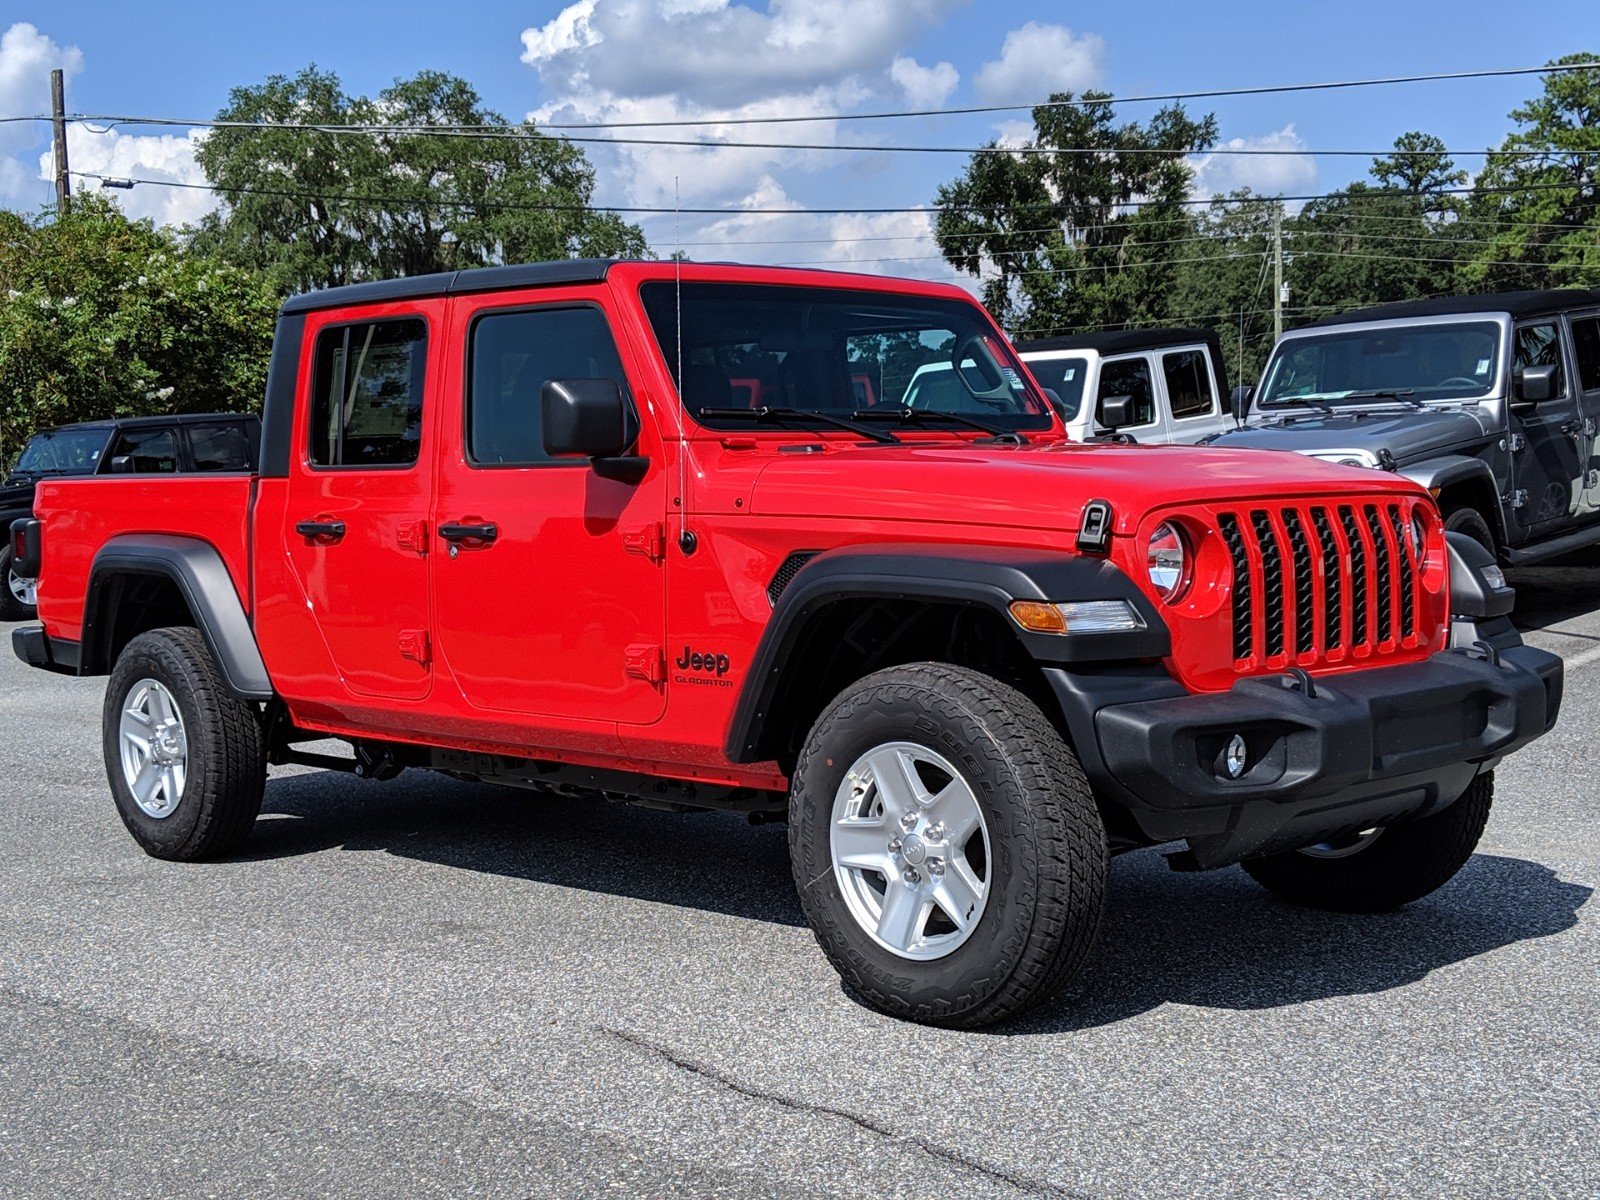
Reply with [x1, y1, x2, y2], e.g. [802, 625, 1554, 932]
[1223, 734, 1248, 780]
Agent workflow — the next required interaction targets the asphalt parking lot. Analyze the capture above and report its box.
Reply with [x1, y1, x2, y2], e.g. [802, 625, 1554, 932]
[1, 563, 1596, 1200]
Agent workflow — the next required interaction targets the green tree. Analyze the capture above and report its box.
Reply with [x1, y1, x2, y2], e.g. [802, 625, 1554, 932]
[933, 93, 1216, 334]
[1168, 192, 1282, 387]
[1465, 53, 1600, 290]
[193, 66, 649, 293]
[0, 195, 277, 463]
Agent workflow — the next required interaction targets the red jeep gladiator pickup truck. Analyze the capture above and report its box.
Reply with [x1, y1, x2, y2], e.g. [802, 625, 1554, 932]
[11, 260, 1563, 1027]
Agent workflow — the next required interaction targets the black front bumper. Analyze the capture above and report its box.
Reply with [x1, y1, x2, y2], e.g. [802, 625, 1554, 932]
[1048, 642, 1562, 869]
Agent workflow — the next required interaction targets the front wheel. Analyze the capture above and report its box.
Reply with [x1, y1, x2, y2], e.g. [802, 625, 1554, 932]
[1241, 773, 1493, 912]
[789, 664, 1107, 1028]
[0, 544, 36, 621]
[102, 627, 267, 861]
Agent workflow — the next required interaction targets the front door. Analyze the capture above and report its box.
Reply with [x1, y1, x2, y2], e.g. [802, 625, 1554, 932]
[281, 309, 436, 702]
[1510, 319, 1589, 536]
[1093, 354, 1166, 442]
[430, 289, 668, 725]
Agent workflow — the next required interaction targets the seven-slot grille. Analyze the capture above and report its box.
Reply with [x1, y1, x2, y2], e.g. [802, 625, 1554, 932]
[1216, 500, 1423, 667]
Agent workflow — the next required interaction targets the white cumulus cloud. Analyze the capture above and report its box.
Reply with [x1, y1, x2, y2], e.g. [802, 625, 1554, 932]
[1190, 124, 1319, 200]
[47, 125, 216, 227]
[0, 22, 83, 208]
[889, 55, 958, 107]
[974, 21, 1103, 105]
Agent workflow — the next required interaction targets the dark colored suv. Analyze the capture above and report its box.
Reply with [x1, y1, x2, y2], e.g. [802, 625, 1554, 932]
[1, 413, 260, 619]
[1209, 289, 1600, 563]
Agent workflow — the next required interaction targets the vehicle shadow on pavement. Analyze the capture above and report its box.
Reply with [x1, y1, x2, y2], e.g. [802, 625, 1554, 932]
[1003, 849, 1592, 1035]
[249, 769, 809, 927]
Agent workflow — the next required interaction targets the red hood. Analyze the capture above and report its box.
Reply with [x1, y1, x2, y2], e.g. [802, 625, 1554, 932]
[745, 439, 1428, 535]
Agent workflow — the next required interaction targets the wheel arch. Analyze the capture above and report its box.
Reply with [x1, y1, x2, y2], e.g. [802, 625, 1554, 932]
[83, 534, 273, 701]
[725, 545, 1169, 771]
[1405, 455, 1506, 550]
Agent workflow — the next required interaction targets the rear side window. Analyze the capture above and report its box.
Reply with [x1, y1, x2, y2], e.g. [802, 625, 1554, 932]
[113, 427, 179, 473]
[1096, 357, 1156, 427]
[1572, 317, 1600, 392]
[310, 319, 427, 468]
[1162, 350, 1216, 419]
[467, 306, 631, 466]
[1513, 323, 1566, 397]
[187, 422, 256, 472]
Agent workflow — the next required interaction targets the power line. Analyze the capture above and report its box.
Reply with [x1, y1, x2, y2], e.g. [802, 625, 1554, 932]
[58, 61, 1600, 133]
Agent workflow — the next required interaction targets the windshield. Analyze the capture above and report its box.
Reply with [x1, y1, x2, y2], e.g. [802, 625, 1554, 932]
[11, 428, 109, 476]
[639, 282, 1054, 433]
[1019, 356, 1089, 421]
[1259, 321, 1502, 407]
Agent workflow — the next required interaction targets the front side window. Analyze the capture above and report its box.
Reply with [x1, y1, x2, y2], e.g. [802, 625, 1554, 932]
[468, 306, 631, 466]
[1096, 357, 1156, 427]
[187, 422, 257, 472]
[1163, 350, 1216, 419]
[113, 427, 179, 473]
[1259, 321, 1502, 407]
[1572, 317, 1600, 393]
[1514, 322, 1566, 397]
[1023, 356, 1089, 421]
[310, 319, 427, 468]
[639, 282, 1052, 433]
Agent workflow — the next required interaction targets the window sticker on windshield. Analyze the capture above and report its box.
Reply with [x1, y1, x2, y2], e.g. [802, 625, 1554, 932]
[1001, 367, 1025, 391]
[1475, 359, 1491, 375]
[1063, 368, 1076, 379]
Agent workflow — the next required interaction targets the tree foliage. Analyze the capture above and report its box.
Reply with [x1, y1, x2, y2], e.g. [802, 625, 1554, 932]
[0, 195, 278, 465]
[193, 66, 649, 293]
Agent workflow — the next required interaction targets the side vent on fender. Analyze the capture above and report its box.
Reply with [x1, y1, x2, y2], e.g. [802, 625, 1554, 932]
[768, 551, 821, 605]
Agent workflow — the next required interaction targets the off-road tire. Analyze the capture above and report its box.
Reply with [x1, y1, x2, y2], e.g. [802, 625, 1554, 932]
[0, 544, 35, 621]
[789, 663, 1108, 1028]
[1444, 506, 1496, 556]
[102, 627, 267, 861]
[1241, 773, 1494, 912]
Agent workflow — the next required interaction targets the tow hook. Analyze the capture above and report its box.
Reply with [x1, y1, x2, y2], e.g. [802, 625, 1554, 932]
[1463, 639, 1503, 668]
[1279, 666, 1317, 699]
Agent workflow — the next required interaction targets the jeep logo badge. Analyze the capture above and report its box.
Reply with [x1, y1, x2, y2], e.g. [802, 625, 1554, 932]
[675, 647, 730, 677]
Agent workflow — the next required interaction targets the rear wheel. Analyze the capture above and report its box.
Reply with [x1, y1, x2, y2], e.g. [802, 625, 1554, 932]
[1241, 773, 1493, 912]
[0, 544, 36, 621]
[789, 663, 1107, 1028]
[102, 627, 267, 861]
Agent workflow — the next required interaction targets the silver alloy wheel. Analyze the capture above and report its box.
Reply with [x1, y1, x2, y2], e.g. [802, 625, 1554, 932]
[7, 566, 35, 608]
[830, 741, 991, 961]
[118, 678, 189, 819]
[1298, 827, 1384, 859]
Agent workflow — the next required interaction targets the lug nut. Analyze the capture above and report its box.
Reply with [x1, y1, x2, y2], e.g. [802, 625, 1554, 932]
[927, 858, 945, 877]
[925, 822, 945, 842]
[899, 812, 918, 831]
[888, 836, 903, 855]
[902, 868, 921, 885]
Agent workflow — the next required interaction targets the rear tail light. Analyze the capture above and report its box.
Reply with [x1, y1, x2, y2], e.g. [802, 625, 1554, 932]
[10, 518, 41, 578]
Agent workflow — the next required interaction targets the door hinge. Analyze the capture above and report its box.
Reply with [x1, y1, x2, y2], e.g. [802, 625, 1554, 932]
[1503, 433, 1525, 453]
[397, 519, 428, 556]
[1504, 489, 1529, 510]
[399, 629, 431, 665]
[624, 643, 666, 686]
[623, 522, 668, 563]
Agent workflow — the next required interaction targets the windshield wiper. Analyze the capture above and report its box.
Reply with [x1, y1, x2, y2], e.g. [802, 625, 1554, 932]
[851, 406, 1013, 438]
[698, 406, 900, 444]
[1269, 396, 1336, 414]
[1343, 389, 1424, 408]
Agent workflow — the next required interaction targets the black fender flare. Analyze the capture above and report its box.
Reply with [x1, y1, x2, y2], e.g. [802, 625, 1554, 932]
[84, 534, 273, 700]
[1403, 454, 1505, 538]
[723, 544, 1169, 763]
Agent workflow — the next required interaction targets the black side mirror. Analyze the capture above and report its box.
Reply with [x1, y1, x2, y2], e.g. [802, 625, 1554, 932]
[109, 455, 134, 474]
[1230, 384, 1255, 424]
[1099, 394, 1135, 431]
[1514, 363, 1557, 408]
[541, 378, 646, 482]
[1042, 387, 1065, 416]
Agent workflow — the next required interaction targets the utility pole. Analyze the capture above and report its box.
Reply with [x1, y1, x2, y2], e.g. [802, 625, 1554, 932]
[50, 68, 69, 217]
[1272, 207, 1283, 342]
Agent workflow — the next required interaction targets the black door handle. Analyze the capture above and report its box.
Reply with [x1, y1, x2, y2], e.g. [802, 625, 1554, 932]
[439, 521, 499, 545]
[295, 519, 346, 542]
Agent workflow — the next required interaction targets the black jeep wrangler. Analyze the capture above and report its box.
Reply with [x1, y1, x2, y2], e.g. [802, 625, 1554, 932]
[1210, 290, 1600, 564]
[1, 413, 260, 620]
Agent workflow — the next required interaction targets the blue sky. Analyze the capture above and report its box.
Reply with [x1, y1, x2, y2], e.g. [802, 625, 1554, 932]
[1, 1, 1595, 279]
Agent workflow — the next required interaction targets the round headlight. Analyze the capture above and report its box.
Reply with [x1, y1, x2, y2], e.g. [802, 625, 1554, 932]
[1147, 522, 1191, 603]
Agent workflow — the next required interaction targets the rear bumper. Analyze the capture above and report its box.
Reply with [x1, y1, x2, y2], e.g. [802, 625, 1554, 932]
[1048, 642, 1562, 868]
[11, 625, 80, 676]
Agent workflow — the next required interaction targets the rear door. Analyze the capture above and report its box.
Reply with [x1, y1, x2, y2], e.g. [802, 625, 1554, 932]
[429, 287, 668, 725]
[1158, 345, 1227, 443]
[280, 307, 437, 701]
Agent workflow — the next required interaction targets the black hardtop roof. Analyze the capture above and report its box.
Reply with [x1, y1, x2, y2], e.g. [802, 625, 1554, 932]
[279, 259, 619, 315]
[1307, 289, 1600, 328]
[41, 412, 260, 434]
[1015, 327, 1221, 357]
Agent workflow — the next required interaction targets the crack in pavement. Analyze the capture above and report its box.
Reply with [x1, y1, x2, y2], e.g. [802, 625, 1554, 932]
[600, 1026, 1091, 1200]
